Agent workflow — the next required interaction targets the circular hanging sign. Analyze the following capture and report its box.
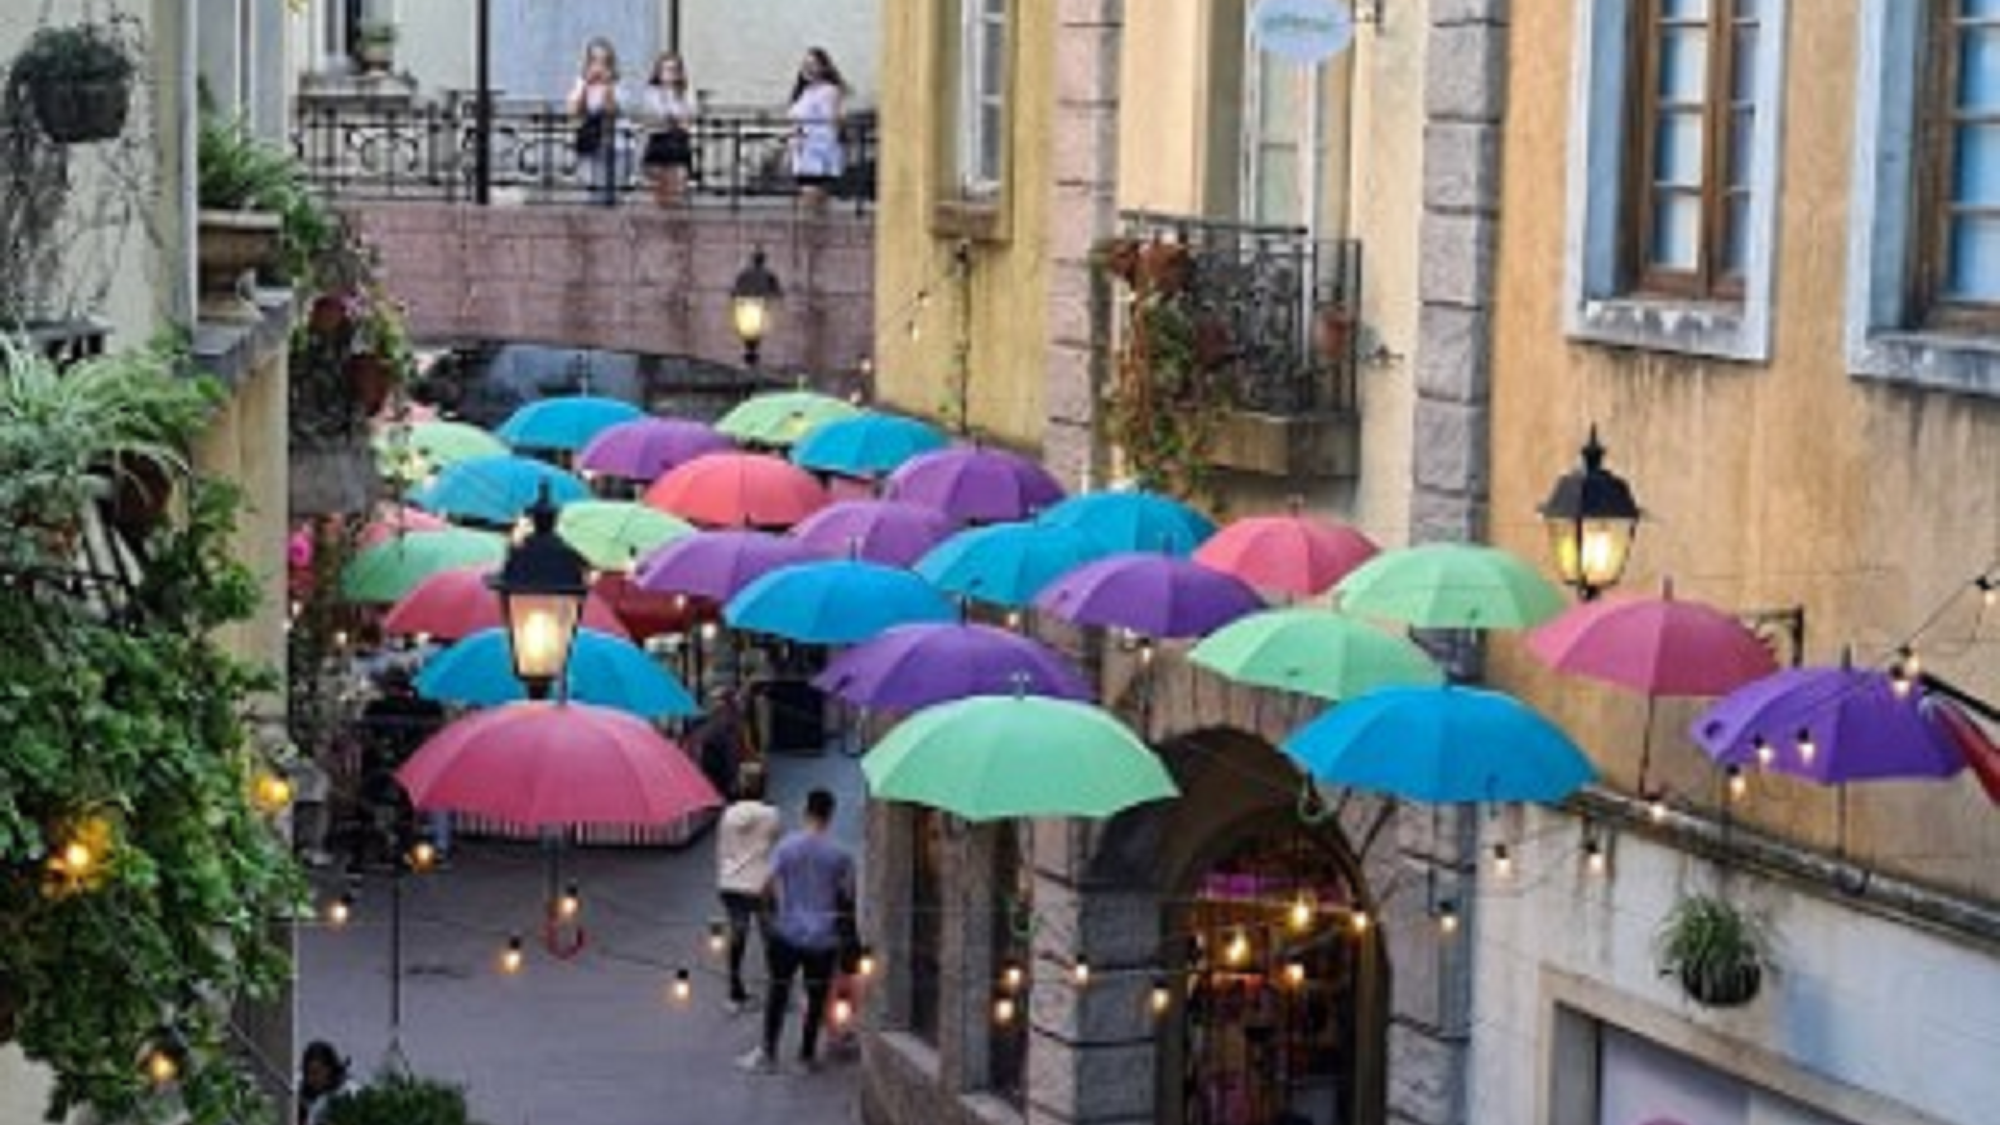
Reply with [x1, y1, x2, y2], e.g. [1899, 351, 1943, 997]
[1251, 0, 1356, 64]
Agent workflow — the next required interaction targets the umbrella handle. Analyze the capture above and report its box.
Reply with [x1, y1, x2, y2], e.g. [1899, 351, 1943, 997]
[544, 914, 589, 960]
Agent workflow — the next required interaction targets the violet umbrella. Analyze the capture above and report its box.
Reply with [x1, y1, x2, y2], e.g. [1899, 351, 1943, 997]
[1691, 665, 1965, 784]
[632, 529, 822, 603]
[884, 446, 1066, 524]
[1036, 553, 1265, 639]
[789, 500, 957, 568]
[814, 622, 1092, 710]
[576, 417, 733, 483]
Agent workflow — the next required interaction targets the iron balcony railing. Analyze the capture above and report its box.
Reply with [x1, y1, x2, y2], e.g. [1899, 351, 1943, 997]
[1116, 210, 1363, 416]
[292, 99, 876, 213]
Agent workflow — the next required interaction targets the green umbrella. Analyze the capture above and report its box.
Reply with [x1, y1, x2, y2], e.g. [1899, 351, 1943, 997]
[1335, 543, 1565, 630]
[374, 420, 508, 481]
[340, 527, 508, 604]
[862, 695, 1179, 821]
[715, 390, 862, 448]
[1189, 608, 1443, 701]
[557, 500, 696, 571]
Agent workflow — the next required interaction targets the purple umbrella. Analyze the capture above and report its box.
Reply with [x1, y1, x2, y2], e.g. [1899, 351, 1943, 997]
[1691, 665, 1966, 784]
[789, 500, 957, 568]
[814, 623, 1092, 710]
[632, 530, 820, 602]
[884, 447, 1066, 524]
[577, 418, 734, 483]
[1035, 553, 1265, 639]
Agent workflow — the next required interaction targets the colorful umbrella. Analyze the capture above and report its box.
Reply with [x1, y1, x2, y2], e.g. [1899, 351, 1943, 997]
[861, 694, 1178, 820]
[556, 500, 696, 571]
[884, 447, 1066, 523]
[1335, 543, 1565, 630]
[789, 500, 956, 567]
[914, 522, 1110, 609]
[1691, 666, 1965, 783]
[1035, 553, 1264, 639]
[415, 627, 697, 718]
[725, 559, 956, 645]
[1527, 588, 1777, 697]
[1039, 490, 1217, 556]
[814, 623, 1091, 710]
[382, 566, 630, 642]
[374, 420, 508, 480]
[643, 451, 829, 528]
[496, 395, 643, 453]
[341, 527, 508, 604]
[632, 529, 822, 602]
[575, 417, 732, 482]
[405, 455, 590, 526]
[592, 571, 716, 641]
[1190, 608, 1442, 701]
[1283, 685, 1596, 803]
[715, 390, 861, 447]
[790, 412, 950, 478]
[398, 701, 721, 826]
[358, 503, 449, 549]
[1194, 512, 1379, 598]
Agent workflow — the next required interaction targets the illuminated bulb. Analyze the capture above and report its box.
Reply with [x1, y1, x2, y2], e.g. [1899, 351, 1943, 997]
[61, 840, 95, 876]
[992, 993, 1017, 1026]
[1584, 839, 1607, 875]
[1137, 641, 1155, 666]
[1754, 737, 1775, 768]
[700, 622, 719, 642]
[556, 882, 582, 920]
[1287, 894, 1315, 932]
[501, 935, 524, 975]
[1149, 978, 1172, 1017]
[1348, 910, 1371, 935]
[332, 630, 350, 649]
[1491, 844, 1513, 879]
[1891, 649, 1918, 698]
[144, 1047, 179, 1086]
[1726, 765, 1749, 802]
[1282, 960, 1307, 988]
[707, 919, 728, 955]
[857, 947, 878, 978]
[1224, 930, 1250, 966]
[906, 319, 921, 342]
[832, 997, 854, 1027]
[1980, 577, 1996, 609]
[1004, 610, 1023, 631]
[671, 968, 692, 1005]
[1796, 729, 1817, 765]
[1646, 793, 1667, 823]
[1001, 962, 1025, 992]
[414, 631, 432, 647]
[327, 892, 354, 928]
[1071, 959, 1091, 988]
[1437, 903, 1460, 937]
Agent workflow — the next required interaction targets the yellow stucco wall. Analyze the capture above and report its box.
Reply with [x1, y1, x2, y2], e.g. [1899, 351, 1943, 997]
[1488, 2, 2000, 898]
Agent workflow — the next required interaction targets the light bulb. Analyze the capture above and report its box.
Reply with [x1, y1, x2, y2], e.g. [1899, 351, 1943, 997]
[699, 622, 719, 642]
[1980, 577, 1996, 609]
[1647, 793, 1667, 823]
[707, 919, 728, 956]
[1491, 843, 1514, 878]
[253, 771, 294, 814]
[1001, 962, 1025, 992]
[1754, 737, 1775, 767]
[1348, 910, 1371, 935]
[1071, 959, 1091, 988]
[409, 841, 437, 872]
[1149, 978, 1172, 1017]
[832, 997, 854, 1027]
[1584, 839, 1607, 875]
[333, 630, 350, 649]
[1224, 930, 1250, 966]
[1437, 903, 1460, 936]
[1282, 960, 1306, 988]
[856, 947, 878, 979]
[1287, 894, 1314, 932]
[1726, 765, 1749, 802]
[1796, 729, 1817, 765]
[671, 968, 692, 1004]
[60, 840, 95, 876]
[992, 993, 1017, 1026]
[144, 1047, 179, 1086]
[556, 882, 582, 920]
[501, 935, 524, 975]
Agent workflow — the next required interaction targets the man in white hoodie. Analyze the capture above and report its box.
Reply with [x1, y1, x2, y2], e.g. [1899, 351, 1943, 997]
[715, 762, 782, 1013]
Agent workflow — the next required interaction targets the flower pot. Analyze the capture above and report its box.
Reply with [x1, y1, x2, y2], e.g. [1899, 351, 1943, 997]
[1678, 960, 1762, 1008]
[345, 353, 397, 416]
[30, 76, 132, 144]
[1313, 305, 1355, 362]
[197, 210, 283, 322]
[308, 293, 356, 336]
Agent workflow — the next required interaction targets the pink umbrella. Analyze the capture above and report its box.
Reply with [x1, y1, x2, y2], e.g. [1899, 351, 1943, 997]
[633, 529, 822, 602]
[789, 500, 957, 567]
[883, 447, 1065, 523]
[643, 451, 829, 528]
[359, 504, 450, 549]
[398, 702, 722, 826]
[1194, 512, 1379, 598]
[576, 418, 733, 482]
[382, 566, 630, 642]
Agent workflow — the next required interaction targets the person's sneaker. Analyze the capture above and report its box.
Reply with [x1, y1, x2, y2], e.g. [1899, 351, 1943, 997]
[724, 995, 756, 1016]
[735, 1048, 778, 1075]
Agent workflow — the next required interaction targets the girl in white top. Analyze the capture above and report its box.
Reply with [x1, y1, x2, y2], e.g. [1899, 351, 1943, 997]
[567, 37, 622, 206]
[787, 47, 848, 216]
[640, 52, 696, 208]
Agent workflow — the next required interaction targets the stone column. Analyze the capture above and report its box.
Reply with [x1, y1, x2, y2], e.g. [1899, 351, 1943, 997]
[1025, 873, 1159, 1125]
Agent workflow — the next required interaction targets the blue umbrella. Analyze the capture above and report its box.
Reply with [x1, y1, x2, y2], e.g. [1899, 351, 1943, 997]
[497, 395, 643, 453]
[725, 559, 957, 645]
[915, 522, 1112, 608]
[416, 627, 698, 719]
[406, 455, 590, 525]
[1039, 490, 1218, 556]
[791, 412, 950, 478]
[1282, 685, 1595, 803]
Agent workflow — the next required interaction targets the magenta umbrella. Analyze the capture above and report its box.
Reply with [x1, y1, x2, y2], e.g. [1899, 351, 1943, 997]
[1691, 665, 1965, 784]
[814, 623, 1091, 710]
[633, 529, 821, 602]
[1194, 512, 1379, 599]
[790, 500, 957, 567]
[884, 447, 1066, 523]
[1528, 588, 1777, 698]
[1036, 553, 1264, 639]
[576, 418, 732, 482]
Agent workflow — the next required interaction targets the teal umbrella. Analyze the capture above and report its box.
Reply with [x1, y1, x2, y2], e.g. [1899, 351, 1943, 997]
[724, 559, 955, 645]
[416, 627, 698, 719]
[1282, 685, 1594, 803]
[1190, 608, 1443, 701]
[791, 412, 950, 478]
[340, 527, 508, 604]
[1335, 543, 1565, 630]
[716, 390, 861, 447]
[915, 522, 1111, 608]
[1039, 490, 1217, 556]
[496, 395, 643, 453]
[406, 455, 590, 525]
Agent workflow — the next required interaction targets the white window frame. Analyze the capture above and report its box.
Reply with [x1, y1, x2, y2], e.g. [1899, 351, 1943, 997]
[1561, 0, 1790, 362]
[957, 0, 1009, 200]
[1239, 26, 1334, 229]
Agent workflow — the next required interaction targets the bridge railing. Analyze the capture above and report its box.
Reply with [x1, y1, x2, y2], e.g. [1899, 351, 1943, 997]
[292, 100, 877, 213]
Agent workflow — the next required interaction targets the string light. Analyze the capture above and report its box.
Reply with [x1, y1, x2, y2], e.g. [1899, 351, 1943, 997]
[1224, 929, 1251, 966]
[1149, 977, 1173, 1017]
[670, 967, 692, 1005]
[1347, 909, 1371, 936]
[1281, 959, 1307, 988]
[1000, 961, 1025, 992]
[251, 770, 293, 814]
[1287, 893, 1314, 932]
[1891, 648, 1918, 698]
[326, 891, 355, 928]
[1979, 575, 1996, 610]
[992, 992, 1017, 1026]
[556, 882, 582, 921]
[1584, 836, 1607, 876]
[143, 1045, 180, 1087]
[832, 997, 854, 1027]
[1726, 765, 1749, 802]
[1436, 901, 1460, 937]
[500, 935, 524, 975]
[707, 919, 728, 956]
[1754, 737, 1775, 768]
[1645, 791, 1668, 823]
[1796, 729, 1817, 766]
[856, 946, 878, 979]
[409, 841, 437, 873]
[1490, 843, 1514, 879]
[1070, 958, 1091, 988]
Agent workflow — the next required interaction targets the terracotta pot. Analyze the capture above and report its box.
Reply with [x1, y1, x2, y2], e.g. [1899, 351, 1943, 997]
[1136, 240, 1192, 294]
[308, 293, 356, 335]
[30, 77, 132, 144]
[196, 210, 283, 322]
[1313, 305, 1355, 361]
[345, 354, 397, 416]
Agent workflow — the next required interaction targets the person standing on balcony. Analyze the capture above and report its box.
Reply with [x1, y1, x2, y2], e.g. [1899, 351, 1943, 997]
[568, 37, 623, 207]
[640, 52, 697, 208]
[787, 47, 848, 217]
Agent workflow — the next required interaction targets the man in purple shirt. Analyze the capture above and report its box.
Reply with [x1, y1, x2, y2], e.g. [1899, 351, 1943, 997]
[738, 787, 854, 1075]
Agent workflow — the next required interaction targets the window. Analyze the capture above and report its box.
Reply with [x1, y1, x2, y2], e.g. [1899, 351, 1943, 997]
[958, 0, 1009, 198]
[1240, 18, 1334, 227]
[985, 822, 1029, 1106]
[906, 809, 946, 1044]
[1918, 0, 2000, 316]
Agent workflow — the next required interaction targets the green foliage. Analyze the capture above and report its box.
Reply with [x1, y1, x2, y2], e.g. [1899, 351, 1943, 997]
[354, 21, 401, 47]
[8, 24, 138, 88]
[1655, 893, 1768, 1007]
[324, 1073, 472, 1125]
[196, 109, 335, 280]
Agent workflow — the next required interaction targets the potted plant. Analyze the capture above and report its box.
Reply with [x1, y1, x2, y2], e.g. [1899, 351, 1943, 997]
[1313, 302, 1356, 363]
[1656, 893, 1769, 1008]
[196, 109, 329, 318]
[323, 1072, 473, 1125]
[6, 22, 138, 144]
[354, 21, 400, 75]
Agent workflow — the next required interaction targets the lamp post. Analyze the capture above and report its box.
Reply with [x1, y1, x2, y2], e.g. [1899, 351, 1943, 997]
[1539, 426, 1641, 600]
[488, 484, 589, 700]
[731, 247, 783, 370]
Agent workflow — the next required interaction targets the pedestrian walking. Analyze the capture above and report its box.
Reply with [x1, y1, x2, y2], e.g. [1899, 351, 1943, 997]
[787, 47, 848, 216]
[738, 787, 854, 1075]
[568, 37, 622, 206]
[640, 51, 696, 208]
[715, 762, 781, 1013]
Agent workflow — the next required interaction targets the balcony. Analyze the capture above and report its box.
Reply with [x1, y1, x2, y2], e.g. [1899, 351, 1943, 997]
[1114, 211, 1362, 480]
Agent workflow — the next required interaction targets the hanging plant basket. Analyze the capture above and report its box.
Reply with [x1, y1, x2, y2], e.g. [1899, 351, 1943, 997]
[9, 24, 138, 145]
[1656, 894, 1769, 1009]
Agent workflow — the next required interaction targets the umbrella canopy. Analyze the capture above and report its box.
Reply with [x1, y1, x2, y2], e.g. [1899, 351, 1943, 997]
[1035, 553, 1264, 639]
[633, 529, 822, 602]
[1283, 685, 1596, 803]
[715, 390, 862, 447]
[1335, 543, 1565, 630]
[1691, 667, 1965, 783]
[592, 571, 716, 641]
[1527, 589, 1777, 697]
[358, 503, 449, 548]
[861, 694, 1179, 820]
[1194, 513, 1379, 598]
[789, 500, 956, 568]
[556, 500, 696, 571]
[790, 412, 950, 478]
[374, 420, 508, 480]
[382, 566, 630, 642]
[726, 559, 956, 645]
[884, 447, 1066, 524]
[405, 454, 590, 526]
[398, 701, 721, 826]
[415, 627, 697, 718]
[576, 417, 733, 482]
[915, 521, 1112, 609]
[643, 451, 829, 528]
[1039, 491, 1217, 556]
[341, 527, 508, 604]
[814, 623, 1091, 709]
[496, 395, 643, 453]
[1190, 608, 1443, 701]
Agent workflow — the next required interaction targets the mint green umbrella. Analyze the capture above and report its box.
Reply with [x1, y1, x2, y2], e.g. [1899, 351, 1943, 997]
[862, 695, 1179, 821]
[373, 420, 507, 481]
[1335, 543, 1565, 630]
[716, 390, 861, 447]
[340, 527, 508, 604]
[556, 500, 696, 571]
[1190, 608, 1443, 701]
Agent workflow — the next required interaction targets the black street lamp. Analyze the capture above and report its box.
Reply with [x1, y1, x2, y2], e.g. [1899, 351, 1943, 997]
[1539, 426, 1641, 600]
[730, 247, 783, 369]
[488, 484, 589, 699]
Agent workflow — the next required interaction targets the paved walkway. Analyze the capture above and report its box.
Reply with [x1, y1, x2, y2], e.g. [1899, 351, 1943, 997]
[298, 750, 865, 1125]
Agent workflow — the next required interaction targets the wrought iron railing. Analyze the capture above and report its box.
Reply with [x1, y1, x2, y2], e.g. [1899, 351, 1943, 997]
[292, 99, 877, 213]
[1116, 210, 1363, 415]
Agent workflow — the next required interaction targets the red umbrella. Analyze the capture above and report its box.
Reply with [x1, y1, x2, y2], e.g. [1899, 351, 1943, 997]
[398, 701, 722, 826]
[1194, 512, 1379, 598]
[593, 571, 717, 641]
[643, 451, 829, 529]
[382, 566, 630, 642]
[1527, 587, 1777, 697]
